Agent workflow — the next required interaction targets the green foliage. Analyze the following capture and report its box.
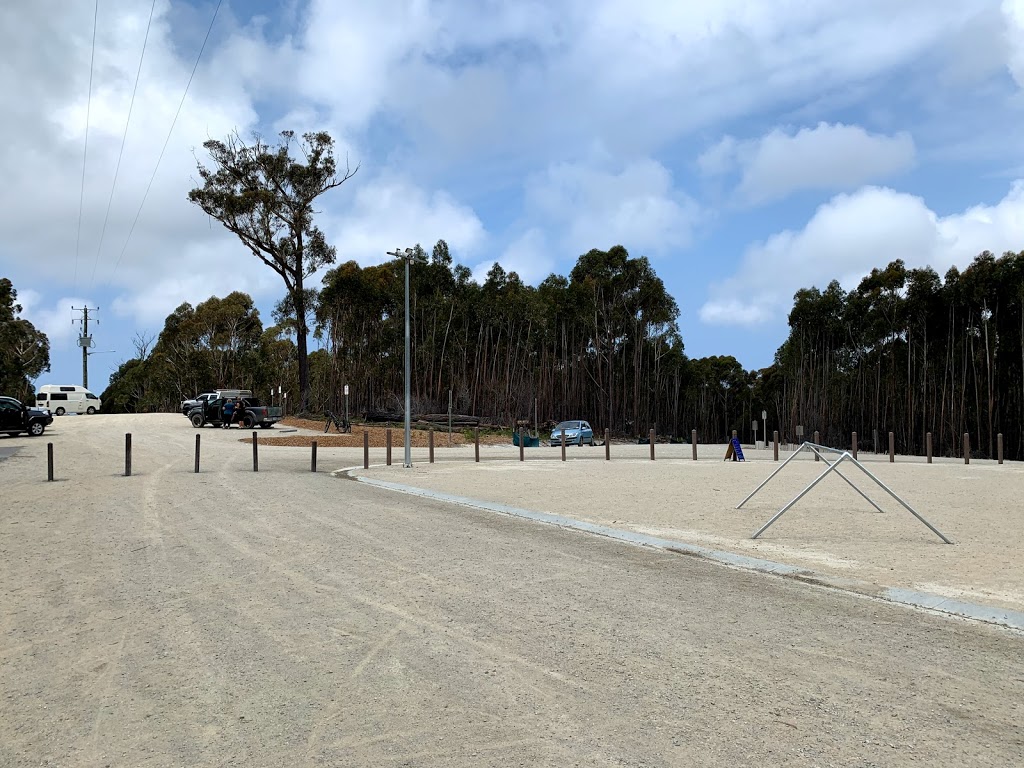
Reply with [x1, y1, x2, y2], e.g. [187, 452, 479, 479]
[100, 292, 298, 413]
[0, 277, 50, 399]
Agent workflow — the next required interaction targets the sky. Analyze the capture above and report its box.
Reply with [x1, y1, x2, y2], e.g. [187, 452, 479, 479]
[3, 0, 1024, 395]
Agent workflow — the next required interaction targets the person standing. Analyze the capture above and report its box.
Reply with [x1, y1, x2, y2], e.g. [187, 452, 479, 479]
[233, 397, 245, 429]
[221, 397, 235, 429]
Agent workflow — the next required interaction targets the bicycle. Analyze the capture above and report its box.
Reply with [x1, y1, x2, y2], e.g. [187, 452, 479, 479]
[324, 410, 351, 434]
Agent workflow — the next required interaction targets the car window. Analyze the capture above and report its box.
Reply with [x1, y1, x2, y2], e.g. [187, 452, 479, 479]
[60, 386, 76, 392]
[49, 393, 68, 401]
[86, 393, 98, 400]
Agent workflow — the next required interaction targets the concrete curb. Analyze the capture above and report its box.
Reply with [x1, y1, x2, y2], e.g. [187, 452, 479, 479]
[346, 471, 1024, 633]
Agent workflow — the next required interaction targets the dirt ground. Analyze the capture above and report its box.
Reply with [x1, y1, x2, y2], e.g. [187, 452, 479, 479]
[357, 444, 1024, 614]
[1, 414, 1022, 766]
[260, 418, 512, 448]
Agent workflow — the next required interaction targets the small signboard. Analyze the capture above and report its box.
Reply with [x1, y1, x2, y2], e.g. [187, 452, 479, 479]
[344, 384, 349, 396]
[796, 425, 804, 437]
[724, 437, 746, 462]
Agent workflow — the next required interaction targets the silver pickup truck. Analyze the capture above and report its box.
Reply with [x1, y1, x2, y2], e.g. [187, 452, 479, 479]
[187, 396, 283, 429]
[181, 389, 252, 416]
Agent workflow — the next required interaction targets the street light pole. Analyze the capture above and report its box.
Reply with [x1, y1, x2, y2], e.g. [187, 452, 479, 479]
[388, 247, 415, 468]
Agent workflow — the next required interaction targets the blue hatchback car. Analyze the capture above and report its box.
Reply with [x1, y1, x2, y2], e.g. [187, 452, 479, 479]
[550, 420, 594, 446]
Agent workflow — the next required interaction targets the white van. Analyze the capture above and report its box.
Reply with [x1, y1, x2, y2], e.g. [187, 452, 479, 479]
[36, 385, 102, 415]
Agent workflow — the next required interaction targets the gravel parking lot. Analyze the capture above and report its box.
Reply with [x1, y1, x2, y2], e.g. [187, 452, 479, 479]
[1, 414, 1022, 766]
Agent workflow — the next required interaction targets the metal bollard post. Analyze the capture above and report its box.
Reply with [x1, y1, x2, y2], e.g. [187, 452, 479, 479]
[813, 430, 819, 460]
[692, 429, 697, 461]
[253, 432, 259, 472]
[560, 429, 566, 462]
[474, 428, 480, 462]
[773, 430, 779, 462]
[889, 432, 895, 463]
[519, 428, 525, 462]
[386, 428, 392, 466]
[194, 434, 201, 473]
[363, 430, 369, 469]
[605, 429, 610, 461]
[852, 431, 857, 460]
[47, 442, 53, 482]
[650, 429, 655, 461]
[311, 440, 317, 472]
[927, 432, 932, 464]
[429, 428, 435, 463]
[998, 432, 1003, 465]
[125, 433, 132, 477]
[964, 433, 970, 465]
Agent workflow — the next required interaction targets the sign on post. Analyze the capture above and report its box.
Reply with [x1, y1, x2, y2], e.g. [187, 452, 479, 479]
[344, 384, 349, 396]
[752, 420, 758, 449]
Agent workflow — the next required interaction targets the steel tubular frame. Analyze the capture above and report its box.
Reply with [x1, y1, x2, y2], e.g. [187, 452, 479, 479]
[737, 441, 952, 544]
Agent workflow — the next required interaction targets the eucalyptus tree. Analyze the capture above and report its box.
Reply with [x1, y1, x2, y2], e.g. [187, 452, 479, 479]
[0, 277, 50, 399]
[188, 130, 356, 412]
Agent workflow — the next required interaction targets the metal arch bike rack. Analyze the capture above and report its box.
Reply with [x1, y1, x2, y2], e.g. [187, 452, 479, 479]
[736, 441, 953, 544]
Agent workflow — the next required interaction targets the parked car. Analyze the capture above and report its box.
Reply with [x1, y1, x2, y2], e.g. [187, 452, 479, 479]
[0, 396, 54, 437]
[180, 389, 252, 416]
[550, 420, 594, 446]
[187, 396, 282, 429]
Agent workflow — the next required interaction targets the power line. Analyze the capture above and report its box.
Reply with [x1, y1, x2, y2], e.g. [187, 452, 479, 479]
[111, 0, 223, 279]
[89, 0, 158, 289]
[73, 0, 100, 292]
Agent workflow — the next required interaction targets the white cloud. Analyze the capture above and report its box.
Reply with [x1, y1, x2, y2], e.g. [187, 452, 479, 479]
[327, 175, 487, 267]
[700, 181, 1024, 326]
[1007, 0, 1024, 87]
[479, 228, 554, 285]
[14, 290, 86, 347]
[525, 159, 700, 257]
[290, 1, 993, 167]
[700, 123, 916, 204]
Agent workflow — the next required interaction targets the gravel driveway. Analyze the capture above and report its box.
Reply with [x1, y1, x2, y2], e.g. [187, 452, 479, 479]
[1, 414, 1021, 766]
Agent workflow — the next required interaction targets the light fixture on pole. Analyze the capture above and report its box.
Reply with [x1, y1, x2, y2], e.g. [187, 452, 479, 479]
[387, 247, 416, 468]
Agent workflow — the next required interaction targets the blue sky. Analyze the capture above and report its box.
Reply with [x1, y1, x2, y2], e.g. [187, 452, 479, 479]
[3, 0, 1024, 395]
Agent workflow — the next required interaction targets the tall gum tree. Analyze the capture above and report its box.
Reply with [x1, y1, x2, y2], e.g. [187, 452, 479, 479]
[188, 130, 356, 411]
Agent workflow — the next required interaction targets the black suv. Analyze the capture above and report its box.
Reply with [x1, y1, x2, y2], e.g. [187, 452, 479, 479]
[0, 396, 54, 437]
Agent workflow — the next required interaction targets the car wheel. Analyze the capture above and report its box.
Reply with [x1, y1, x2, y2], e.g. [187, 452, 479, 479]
[259, 423, 271, 429]
[29, 422, 45, 436]
[55, 407, 65, 416]
[241, 415, 254, 429]
[190, 413, 204, 428]
[86, 406, 96, 415]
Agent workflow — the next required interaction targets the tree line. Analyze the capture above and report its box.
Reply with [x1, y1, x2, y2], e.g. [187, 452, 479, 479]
[760, 251, 1024, 461]
[94, 246, 1024, 460]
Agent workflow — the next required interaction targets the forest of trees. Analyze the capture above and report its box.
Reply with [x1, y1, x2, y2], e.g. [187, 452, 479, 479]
[97, 245, 1024, 461]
